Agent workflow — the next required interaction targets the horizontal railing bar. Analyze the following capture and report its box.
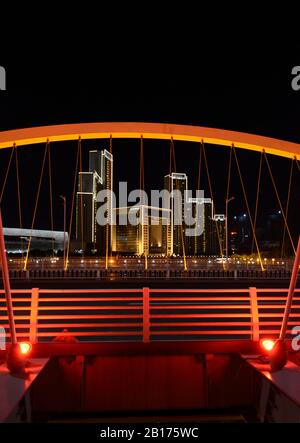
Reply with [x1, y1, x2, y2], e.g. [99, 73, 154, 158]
[149, 305, 251, 310]
[37, 314, 142, 319]
[35, 331, 141, 337]
[260, 305, 300, 309]
[37, 297, 142, 302]
[39, 289, 142, 294]
[258, 297, 300, 300]
[256, 289, 300, 293]
[148, 297, 251, 301]
[150, 330, 251, 335]
[260, 313, 300, 317]
[150, 321, 252, 326]
[36, 323, 141, 328]
[0, 288, 299, 294]
[150, 289, 250, 293]
[152, 313, 252, 318]
[0, 289, 142, 294]
[0, 300, 32, 304]
[0, 306, 142, 311]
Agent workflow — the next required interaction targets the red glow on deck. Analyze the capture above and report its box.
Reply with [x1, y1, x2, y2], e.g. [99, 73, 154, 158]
[260, 339, 276, 352]
[19, 341, 32, 355]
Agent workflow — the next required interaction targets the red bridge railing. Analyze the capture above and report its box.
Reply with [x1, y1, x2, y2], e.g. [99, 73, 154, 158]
[0, 288, 300, 344]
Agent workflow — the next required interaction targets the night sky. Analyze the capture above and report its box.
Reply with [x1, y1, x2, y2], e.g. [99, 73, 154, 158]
[0, 44, 300, 241]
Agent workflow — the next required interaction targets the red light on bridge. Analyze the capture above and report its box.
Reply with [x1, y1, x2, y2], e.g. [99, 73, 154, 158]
[260, 339, 275, 352]
[19, 341, 32, 355]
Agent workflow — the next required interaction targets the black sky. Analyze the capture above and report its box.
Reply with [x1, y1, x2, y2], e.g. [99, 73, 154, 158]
[0, 43, 300, 235]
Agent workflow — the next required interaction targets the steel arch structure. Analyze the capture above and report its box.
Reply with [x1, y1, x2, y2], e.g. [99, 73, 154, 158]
[0, 123, 300, 159]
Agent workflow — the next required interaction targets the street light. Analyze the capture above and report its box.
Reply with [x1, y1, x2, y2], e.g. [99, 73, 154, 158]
[225, 196, 235, 260]
[60, 195, 66, 269]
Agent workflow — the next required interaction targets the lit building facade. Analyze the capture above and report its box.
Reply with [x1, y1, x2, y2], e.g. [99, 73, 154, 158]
[164, 173, 187, 256]
[185, 197, 208, 256]
[112, 206, 171, 256]
[75, 149, 113, 254]
[76, 171, 101, 250]
[99, 149, 113, 256]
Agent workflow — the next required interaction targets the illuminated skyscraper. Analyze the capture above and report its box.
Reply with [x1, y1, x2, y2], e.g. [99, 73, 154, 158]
[164, 173, 187, 255]
[76, 149, 113, 254]
[112, 206, 171, 256]
[76, 171, 101, 250]
[89, 150, 101, 176]
[98, 149, 113, 256]
[185, 197, 207, 256]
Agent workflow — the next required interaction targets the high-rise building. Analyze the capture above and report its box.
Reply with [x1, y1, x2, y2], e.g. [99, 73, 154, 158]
[98, 149, 113, 256]
[112, 205, 171, 256]
[202, 199, 215, 255]
[164, 173, 187, 256]
[76, 171, 101, 250]
[75, 149, 113, 254]
[89, 150, 101, 176]
[185, 197, 208, 256]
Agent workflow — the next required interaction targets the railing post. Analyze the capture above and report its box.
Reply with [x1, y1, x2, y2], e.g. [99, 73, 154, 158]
[29, 287, 39, 343]
[249, 287, 259, 342]
[142, 287, 150, 343]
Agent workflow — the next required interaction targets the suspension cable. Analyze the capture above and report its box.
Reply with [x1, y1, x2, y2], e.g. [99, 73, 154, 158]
[225, 144, 233, 204]
[15, 144, 24, 258]
[171, 137, 187, 271]
[281, 158, 294, 259]
[171, 137, 177, 172]
[24, 141, 49, 271]
[0, 145, 14, 204]
[197, 142, 202, 190]
[79, 138, 84, 252]
[224, 144, 233, 263]
[139, 135, 147, 270]
[65, 138, 81, 271]
[105, 135, 113, 271]
[263, 150, 296, 255]
[48, 142, 55, 255]
[251, 151, 263, 255]
[232, 145, 264, 271]
[202, 140, 225, 268]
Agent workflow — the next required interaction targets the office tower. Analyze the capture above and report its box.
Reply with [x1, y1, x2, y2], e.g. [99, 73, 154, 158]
[76, 171, 101, 250]
[112, 206, 171, 256]
[89, 150, 101, 176]
[164, 173, 187, 256]
[185, 197, 206, 256]
[98, 149, 113, 256]
[76, 149, 113, 254]
[202, 198, 215, 255]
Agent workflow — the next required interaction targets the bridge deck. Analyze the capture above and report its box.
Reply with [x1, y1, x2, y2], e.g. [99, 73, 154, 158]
[243, 356, 300, 406]
[0, 358, 49, 422]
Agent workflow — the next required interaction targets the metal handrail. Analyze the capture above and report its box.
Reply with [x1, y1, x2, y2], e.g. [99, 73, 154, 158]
[0, 287, 299, 343]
